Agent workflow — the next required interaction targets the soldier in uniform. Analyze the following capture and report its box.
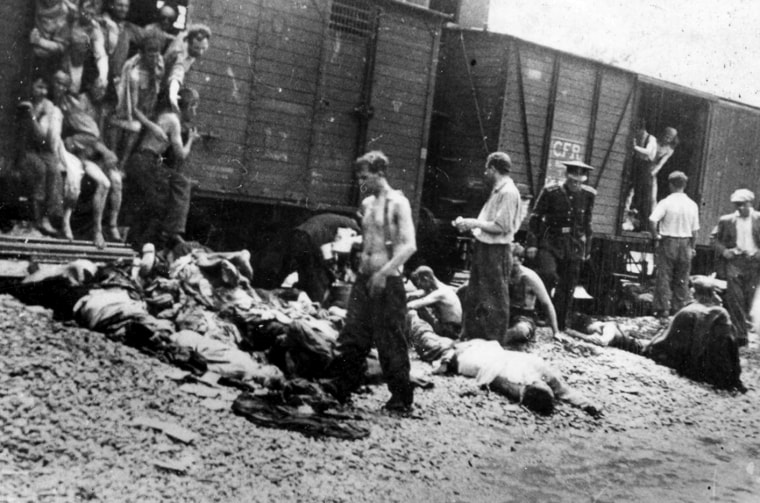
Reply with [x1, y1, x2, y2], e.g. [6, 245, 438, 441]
[526, 161, 596, 330]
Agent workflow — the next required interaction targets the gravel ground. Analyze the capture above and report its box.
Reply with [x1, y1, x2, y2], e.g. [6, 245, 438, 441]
[2, 293, 760, 502]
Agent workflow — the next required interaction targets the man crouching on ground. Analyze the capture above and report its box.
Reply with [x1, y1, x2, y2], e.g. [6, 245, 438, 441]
[322, 151, 418, 413]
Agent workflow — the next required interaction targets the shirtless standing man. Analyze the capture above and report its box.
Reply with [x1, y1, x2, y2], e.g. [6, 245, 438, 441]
[408, 265, 462, 340]
[323, 151, 418, 413]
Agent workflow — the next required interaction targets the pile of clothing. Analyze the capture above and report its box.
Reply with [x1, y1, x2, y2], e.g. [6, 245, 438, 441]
[15, 243, 372, 439]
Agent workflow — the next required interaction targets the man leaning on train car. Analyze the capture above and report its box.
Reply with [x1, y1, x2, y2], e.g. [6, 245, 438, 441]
[711, 188, 760, 346]
[526, 161, 596, 331]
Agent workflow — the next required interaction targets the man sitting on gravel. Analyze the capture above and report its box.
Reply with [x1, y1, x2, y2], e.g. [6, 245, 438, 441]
[407, 266, 462, 340]
[569, 276, 745, 391]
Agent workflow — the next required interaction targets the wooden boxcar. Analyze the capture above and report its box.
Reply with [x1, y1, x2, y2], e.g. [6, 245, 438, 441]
[0, 1, 446, 247]
[177, 0, 445, 219]
[425, 26, 760, 311]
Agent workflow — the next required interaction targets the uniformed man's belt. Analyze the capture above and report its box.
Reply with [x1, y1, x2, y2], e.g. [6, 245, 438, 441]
[547, 227, 572, 234]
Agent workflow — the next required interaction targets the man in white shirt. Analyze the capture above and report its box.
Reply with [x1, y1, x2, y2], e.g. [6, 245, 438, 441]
[454, 152, 523, 343]
[649, 171, 699, 318]
[711, 188, 760, 345]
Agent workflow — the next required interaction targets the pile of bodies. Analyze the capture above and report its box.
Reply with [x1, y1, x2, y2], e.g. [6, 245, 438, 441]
[13, 239, 619, 438]
[17, 0, 210, 249]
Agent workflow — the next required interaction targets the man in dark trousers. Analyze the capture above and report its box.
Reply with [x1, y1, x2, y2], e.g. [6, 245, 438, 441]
[454, 152, 523, 344]
[711, 188, 760, 345]
[321, 151, 417, 413]
[526, 161, 596, 330]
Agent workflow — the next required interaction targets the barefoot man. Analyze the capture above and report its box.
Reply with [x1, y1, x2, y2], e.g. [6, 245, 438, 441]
[323, 151, 418, 413]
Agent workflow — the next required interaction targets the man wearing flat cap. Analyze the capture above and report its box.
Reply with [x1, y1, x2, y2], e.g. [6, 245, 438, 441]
[649, 171, 700, 318]
[711, 188, 760, 345]
[527, 161, 595, 331]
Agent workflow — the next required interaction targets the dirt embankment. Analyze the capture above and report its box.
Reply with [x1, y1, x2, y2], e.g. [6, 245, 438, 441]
[2, 294, 759, 502]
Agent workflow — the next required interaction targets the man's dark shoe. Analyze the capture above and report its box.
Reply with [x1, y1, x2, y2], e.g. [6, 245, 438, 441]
[383, 397, 414, 415]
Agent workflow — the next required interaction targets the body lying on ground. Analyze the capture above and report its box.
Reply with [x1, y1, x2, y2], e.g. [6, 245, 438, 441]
[567, 276, 745, 392]
[407, 310, 601, 416]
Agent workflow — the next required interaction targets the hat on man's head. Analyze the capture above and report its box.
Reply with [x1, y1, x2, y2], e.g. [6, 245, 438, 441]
[668, 171, 688, 183]
[730, 188, 755, 204]
[563, 160, 594, 182]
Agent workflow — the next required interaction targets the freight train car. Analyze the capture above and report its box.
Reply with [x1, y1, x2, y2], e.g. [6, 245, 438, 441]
[425, 26, 760, 313]
[0, 1, 446, 255]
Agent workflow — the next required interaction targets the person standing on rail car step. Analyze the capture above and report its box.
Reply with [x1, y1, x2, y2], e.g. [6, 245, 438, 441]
[121, 87, 201, 249]
[321, 151, 418, 414]
[711, 188, 760, 346]
[453, 152, 524, 344]
[526, 161, 595, 332]
[649, 171, 699, 319]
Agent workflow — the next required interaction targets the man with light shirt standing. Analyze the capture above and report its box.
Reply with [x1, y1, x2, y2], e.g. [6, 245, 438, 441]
[711, 188, 760, 345]
[454, 151, 523, 344]
[649, 171, 700, 318]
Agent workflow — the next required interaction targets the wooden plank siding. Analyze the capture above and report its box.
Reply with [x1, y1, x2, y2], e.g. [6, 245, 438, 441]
[499, 41, 553, 196]
[428, 30, 636, 238]
[425, 29, 508, 218]
[700, 101, 760, 245]
[0, 0, 33, 175]
[365, 5, 442, 215]
[588, 69, 635, 236]
[184, 0, 442, 214]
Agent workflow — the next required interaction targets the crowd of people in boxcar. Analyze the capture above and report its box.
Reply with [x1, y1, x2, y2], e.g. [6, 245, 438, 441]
[18, 0, 210, 249]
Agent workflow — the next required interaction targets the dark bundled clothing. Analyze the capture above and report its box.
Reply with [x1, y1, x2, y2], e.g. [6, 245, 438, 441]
[232, 391, 369, 440]
[609, 302, 744, 390]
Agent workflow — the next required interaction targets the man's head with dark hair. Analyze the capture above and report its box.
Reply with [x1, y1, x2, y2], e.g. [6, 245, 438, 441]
[486, 151, 512, 174]
[187, 24, 211, 58]
[667, 171, 688, 190]
[157, 3, 178, 31]
[51, 70, 72, 100]
[510, 243, 526, 272]
[178, 87, 199, 121]
[355, 150, 389, 175]
[108, 0, 130, 21]
[355, 151, 390, 197]
[410, 265, 436, 291]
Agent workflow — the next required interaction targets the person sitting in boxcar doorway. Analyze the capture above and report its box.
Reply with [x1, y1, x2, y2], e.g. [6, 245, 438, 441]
[17, 77, 65, 236]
